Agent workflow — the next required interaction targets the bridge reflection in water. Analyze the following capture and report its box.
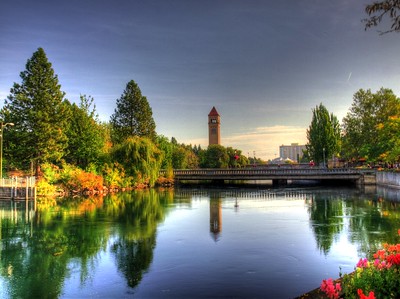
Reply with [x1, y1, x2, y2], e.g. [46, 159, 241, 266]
[163, 167, 376, 186]
[175, 189, 314, 242]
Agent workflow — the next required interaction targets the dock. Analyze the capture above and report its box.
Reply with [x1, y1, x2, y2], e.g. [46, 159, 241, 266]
[0, 176, 37, 200]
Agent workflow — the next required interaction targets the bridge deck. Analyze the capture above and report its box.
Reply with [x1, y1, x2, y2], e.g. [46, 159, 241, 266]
[162, 167, 375, 182]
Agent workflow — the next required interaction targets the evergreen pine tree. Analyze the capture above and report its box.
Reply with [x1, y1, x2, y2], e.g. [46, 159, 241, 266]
[1, 47, 70, 175]
[110, 80, 156, 144]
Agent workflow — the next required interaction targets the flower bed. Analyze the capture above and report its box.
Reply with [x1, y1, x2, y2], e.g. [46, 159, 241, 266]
[319, 229, 400, 298]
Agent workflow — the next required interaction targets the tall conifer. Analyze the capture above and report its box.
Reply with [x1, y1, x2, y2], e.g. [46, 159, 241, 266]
[110, 80, 156, 144]
[1, 47, 70, 174]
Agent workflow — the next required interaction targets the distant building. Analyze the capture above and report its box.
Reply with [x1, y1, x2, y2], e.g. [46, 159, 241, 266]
[279, 143, 306, 162]
[208, 106, 220, 145]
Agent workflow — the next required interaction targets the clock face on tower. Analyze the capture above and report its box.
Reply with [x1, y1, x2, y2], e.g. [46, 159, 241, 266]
[211, 119, 217, 124]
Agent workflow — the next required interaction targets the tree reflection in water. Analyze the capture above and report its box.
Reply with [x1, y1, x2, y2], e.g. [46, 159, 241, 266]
[0, 189, 172, 298]
[0, 187, 400, 298]
[308, 188, 400, 257]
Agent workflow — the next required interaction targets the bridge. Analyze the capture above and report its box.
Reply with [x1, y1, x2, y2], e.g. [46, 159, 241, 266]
[161, 167, 376, 186]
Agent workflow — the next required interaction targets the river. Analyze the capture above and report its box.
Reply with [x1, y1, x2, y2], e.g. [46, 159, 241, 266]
[0, 185, 400, 298]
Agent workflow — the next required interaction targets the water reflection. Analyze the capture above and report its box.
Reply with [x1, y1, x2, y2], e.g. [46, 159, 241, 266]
[308, 188, 400, 257]
[0, 187, 399, 298]
[210, 198, 222, 241]
[0, 190, 173, 298]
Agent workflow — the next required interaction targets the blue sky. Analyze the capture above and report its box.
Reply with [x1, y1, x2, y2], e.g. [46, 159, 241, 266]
[1, 0, 400, 160]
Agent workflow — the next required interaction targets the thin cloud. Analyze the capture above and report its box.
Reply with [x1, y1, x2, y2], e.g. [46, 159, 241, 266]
[224, 125, 307, 160]
[182, 125, 307, 161]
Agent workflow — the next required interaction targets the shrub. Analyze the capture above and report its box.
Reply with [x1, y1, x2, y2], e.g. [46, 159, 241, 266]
[60, 165, 103, 192]
[36, 177, 57, 197]
[321, 230, 400, 299]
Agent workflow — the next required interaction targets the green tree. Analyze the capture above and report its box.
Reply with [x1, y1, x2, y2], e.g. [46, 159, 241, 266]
[171, 146, 188, 169]
[364, 0, 400, 34]
[64, 95, 108, 169]
[342, 88, 400, 162]
[156, 135, 174, 169]
[374, 116, 400, 163]
[110, 80, 156, 144]
[1, 47, 70, 174]
[306, 103, 341, 165]
[226, 147, 248, 168]
[201, 144, 229, 168]
[156, 136, 200, 170]
[171, 145, 199, 169]
[111, 136, 163, 187]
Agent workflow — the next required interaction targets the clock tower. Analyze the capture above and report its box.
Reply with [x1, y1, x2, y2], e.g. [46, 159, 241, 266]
[208, 106, 220, 145]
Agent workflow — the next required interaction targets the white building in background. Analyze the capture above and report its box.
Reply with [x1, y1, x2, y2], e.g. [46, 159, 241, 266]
[279, 143, 306, 162]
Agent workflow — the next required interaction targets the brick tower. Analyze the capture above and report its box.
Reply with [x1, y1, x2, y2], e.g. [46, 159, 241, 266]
[208, 106, 220, 145]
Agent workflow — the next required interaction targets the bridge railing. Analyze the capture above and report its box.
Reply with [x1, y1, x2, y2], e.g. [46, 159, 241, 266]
[0, 176, 36, 187]
[159, 167, 376, 177]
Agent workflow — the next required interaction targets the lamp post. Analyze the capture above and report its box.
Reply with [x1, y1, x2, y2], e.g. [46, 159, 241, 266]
[323, 147, 326, 168]
[0, 122, 14, 180]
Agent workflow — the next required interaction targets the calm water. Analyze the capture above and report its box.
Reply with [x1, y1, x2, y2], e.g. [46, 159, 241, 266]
[1, 185, 400, 298]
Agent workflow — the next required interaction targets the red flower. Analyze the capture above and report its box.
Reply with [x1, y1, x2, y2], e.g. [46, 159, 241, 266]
[386, 253, 400, 265]
[357, 289, 375, 299]
[373, 249, 386, 260]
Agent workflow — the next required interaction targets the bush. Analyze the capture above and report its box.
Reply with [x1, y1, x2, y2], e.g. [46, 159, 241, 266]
[321, 230, 400, 299]
[101, 162, 132, 189]
[36, 177, 57, 197]
[59, 165, 103, 192]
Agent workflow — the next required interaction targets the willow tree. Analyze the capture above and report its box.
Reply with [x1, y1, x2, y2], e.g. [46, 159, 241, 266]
[1, 47, 70, 175]
[110, 80, 156, 144]
[306, 103, 341, 165]
[111, 136, 163, 187]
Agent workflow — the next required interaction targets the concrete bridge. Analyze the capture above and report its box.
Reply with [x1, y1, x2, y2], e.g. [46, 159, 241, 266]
[161, 167, 376, 186]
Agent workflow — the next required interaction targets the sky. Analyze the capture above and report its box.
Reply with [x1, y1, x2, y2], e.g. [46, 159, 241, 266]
[1, 0, 400, 160]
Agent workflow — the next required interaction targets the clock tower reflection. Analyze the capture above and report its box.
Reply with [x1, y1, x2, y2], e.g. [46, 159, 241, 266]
[210, 197, 222, 242]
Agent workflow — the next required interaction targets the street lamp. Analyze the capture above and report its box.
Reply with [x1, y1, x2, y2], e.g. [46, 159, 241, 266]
[323, 147, 326, 168]
[0, 122, 14, 180]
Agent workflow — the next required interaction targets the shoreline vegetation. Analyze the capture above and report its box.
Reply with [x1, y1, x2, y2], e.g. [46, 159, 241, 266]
[22, 163, 400, 199]
[14, 162, 175, 199]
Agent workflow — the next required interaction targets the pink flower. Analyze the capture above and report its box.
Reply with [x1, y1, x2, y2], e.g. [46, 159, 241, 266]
[356, 258, 369, 269]
[373, 259, 390, 270]
[373, 259, 379, 268]
[320, 278, 341, 299]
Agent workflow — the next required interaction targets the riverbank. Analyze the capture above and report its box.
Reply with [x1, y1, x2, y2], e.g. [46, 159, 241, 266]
[376, 170, 400, 189]
[295, 287, 328, 298]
